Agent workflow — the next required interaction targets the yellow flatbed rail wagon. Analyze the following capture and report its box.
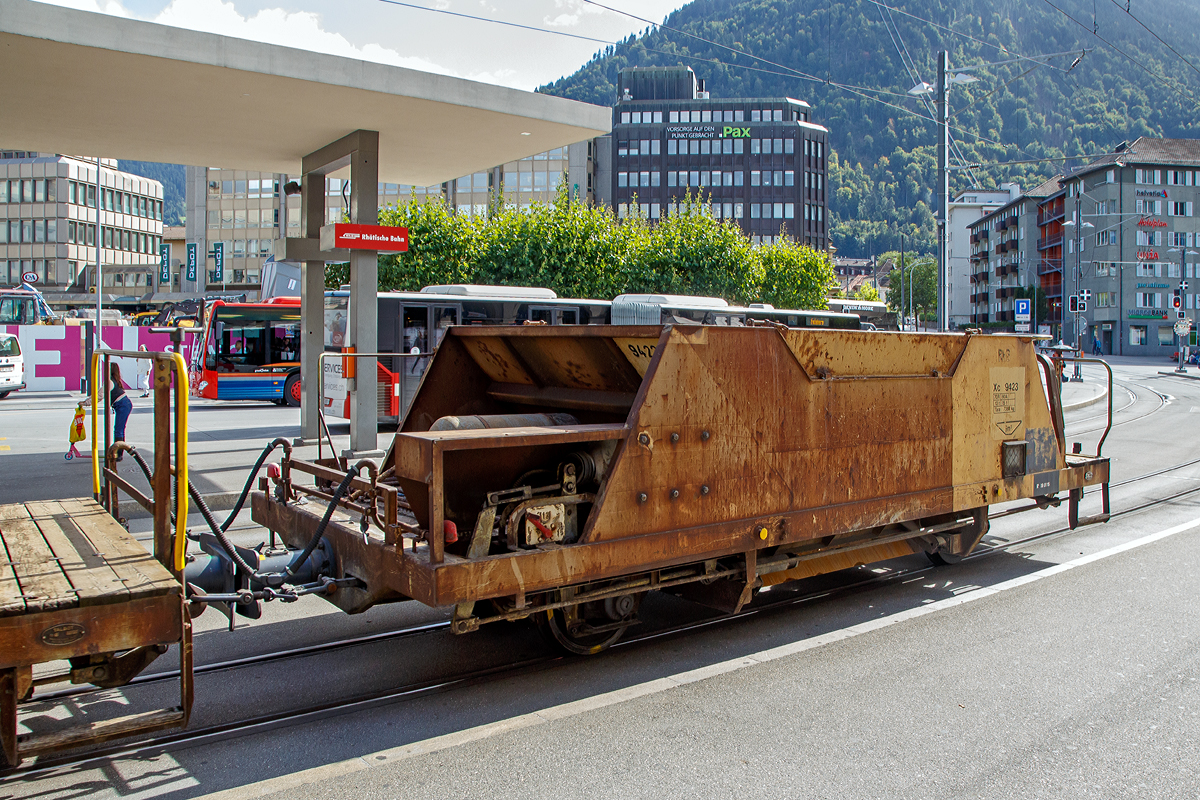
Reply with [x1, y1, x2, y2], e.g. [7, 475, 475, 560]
[253, 324, 1110, 653]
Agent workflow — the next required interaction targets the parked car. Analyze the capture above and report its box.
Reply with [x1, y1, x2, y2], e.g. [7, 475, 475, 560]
[0, 333, 25, 398]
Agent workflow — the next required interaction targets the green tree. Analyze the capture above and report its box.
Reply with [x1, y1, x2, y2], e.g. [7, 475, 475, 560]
[336, 187, 837, 310]
[853, 283, 880, 302]
[758, 237, 836, 310]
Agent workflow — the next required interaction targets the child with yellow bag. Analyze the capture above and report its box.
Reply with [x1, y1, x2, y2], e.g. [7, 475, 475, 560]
[65, 402, 89, 461]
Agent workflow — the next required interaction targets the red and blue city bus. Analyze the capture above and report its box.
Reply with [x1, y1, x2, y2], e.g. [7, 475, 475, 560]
[190, 297, 302, 405]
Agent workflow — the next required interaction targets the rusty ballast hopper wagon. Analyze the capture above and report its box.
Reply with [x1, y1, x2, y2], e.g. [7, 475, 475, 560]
[253, 325, 1110, 653]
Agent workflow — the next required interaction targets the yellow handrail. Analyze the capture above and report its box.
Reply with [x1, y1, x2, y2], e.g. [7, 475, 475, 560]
[90, 352, 100, 497]
[171, 351, 190, 574]
[89, 349, 191, 574]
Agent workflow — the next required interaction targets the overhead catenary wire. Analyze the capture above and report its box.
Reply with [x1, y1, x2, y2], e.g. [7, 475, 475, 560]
[1038, 0, 1200, 109]
[373, 0, 1113, 176]
[875, 3, 980, 184]
[1108, 0, 1200, 79]
[376, 0, 612, 44]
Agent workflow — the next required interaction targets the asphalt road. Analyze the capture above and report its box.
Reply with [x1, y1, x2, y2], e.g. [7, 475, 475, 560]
[2, 358, 1199, 799]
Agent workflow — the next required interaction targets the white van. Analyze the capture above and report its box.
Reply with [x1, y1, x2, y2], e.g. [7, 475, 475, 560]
[0, 333, 24, 398]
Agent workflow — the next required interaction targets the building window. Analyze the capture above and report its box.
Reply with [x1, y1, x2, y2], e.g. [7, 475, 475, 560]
[784, 139, 795, 154]
[1158, 326, 1175, 346]
[751, 204, 761, 219]
[751, 139, 761, 155]
[750, 171, 761, 187]
[784, 203, 795, 219]
[784, 171, 794, 187]
[734, 202, 744, 218]
[774, 171, 784, 186]
[734, 171, 743, 187]
[1135, 292, 1160, 308]
[668, 111, 678, 123]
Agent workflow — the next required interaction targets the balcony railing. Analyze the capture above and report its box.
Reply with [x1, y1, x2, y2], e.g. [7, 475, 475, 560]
[1037, 260, 1062, 276]
[996, 263, 1019, 278]
[970, 313, 990, 324]
[1037, 234, 1063, 251]
[995, 310, 1015, 322]
[996, 286, 1019, 300]
[1037, 206, 1065, 226]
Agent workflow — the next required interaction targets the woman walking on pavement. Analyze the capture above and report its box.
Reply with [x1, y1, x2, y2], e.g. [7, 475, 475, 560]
[137, 344, 150, 397]
[109, 362, 133, 458]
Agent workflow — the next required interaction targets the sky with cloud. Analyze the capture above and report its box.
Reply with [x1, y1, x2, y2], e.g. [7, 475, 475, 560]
[38, 0, 692, 90]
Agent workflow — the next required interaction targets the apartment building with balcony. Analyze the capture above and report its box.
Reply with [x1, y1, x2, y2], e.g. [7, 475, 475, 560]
[947, 185, 1020, 327]
[968, 138, 1200, 355]
[967, 184, 1046, 326]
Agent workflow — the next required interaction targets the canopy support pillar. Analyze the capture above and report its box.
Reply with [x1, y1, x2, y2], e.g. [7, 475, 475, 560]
[300, 130, 382, 458]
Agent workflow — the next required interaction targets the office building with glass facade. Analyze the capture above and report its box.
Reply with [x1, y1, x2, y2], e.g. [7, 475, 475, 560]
[0, 152, 164, 300]
[607, 67, 829, 248]
[185, 141, 597, 292]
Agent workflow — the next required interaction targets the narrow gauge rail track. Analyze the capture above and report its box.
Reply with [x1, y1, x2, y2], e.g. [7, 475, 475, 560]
[10, 453, 1200, 779]
[34, 443, 1197, 704]
[1065, 377, 1167, 436]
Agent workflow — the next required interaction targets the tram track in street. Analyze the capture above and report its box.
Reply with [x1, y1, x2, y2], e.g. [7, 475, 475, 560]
[11, 444, 1200, 779]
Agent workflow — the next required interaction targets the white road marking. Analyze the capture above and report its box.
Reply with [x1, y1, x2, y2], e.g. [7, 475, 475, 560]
[178, 513, 1200, 799]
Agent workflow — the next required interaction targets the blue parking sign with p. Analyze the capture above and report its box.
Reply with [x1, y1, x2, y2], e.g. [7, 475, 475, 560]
[1015, 298, 1031, 322]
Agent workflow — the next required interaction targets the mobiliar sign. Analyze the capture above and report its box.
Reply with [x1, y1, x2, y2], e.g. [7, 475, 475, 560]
[320, 223, 409, 253]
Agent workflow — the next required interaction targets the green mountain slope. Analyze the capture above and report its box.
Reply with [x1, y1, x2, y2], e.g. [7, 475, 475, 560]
[118, 160, 185, 226]
[538, 0, 1200, 257]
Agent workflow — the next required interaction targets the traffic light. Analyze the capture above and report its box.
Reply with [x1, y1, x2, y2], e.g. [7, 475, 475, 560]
[1173, 290, 1182, 310]
[1068, 295, 1080, 313]
[1078, 300, 1087, 313]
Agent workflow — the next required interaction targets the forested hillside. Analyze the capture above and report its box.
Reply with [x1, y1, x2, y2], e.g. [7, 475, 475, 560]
[538, 0, 1200, 257]
[118, 161, 185, 226]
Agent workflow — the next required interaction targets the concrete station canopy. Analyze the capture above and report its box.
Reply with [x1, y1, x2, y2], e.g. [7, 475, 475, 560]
[0, 0, 611, 185]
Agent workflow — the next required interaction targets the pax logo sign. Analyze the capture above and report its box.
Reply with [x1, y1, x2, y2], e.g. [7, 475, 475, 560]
[321, 223, 409, 253]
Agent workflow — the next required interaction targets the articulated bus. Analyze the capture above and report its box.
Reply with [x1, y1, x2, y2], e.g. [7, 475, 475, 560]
[322, 285, 612, 424]
[190, 285, 863, 421]
[611, 294, 863, 329]
[190, 297, 303, 405]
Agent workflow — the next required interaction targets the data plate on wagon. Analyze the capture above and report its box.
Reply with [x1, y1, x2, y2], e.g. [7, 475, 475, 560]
[990, 367, 1026, 440]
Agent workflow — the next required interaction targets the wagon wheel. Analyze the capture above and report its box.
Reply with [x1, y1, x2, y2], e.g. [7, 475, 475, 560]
[926, 550, 964, 566]
[535, 588, 638, 656]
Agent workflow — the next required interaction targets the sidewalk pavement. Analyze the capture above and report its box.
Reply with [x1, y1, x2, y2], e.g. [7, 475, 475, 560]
[0, 391, 345, 517]
[1061, 380, 1107, 412]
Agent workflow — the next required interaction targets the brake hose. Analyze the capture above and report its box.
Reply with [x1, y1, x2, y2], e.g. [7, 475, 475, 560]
[286, 460, 375, 577]
[127, 445, 265, 581]
[125, 439, 369, 589]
